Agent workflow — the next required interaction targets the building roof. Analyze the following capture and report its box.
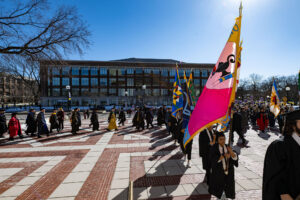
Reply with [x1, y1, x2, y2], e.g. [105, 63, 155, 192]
[39, 58, 215, 69]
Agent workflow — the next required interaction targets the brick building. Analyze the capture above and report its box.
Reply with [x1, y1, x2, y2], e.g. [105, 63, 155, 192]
[39, 58, 214, 107]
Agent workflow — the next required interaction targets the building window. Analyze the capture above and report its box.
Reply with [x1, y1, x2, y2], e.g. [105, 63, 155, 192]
[153, 89, 160, 96]
[90, 67, 97, 75]
[127, 68, 134, 74]
[145, 89, 151, 96]
[81, 78, 89, 86]
[201, 79, 207, 86]
[91, 78, 98, 86]
[127, 78, 134, 86]
[153, 69, 160, 75]
[118, 78, 126, 87]
[100, 68, 107, 75]
[162, 69, 168, 77]
[144, 69, 151, 74]
[135, 68, 143, 74]
[170, 69, 176, 76]
[109, 78, 117, 86]
[62, 78, 69, 86]
[118, 88, 125, 96]
[162, 89, 168, 96]
[128, 89, 134, 96]
[202, 69, 208, 77]
[194, 69, 200, 77]
[109, 88, 116, 95]
[179, 69, 184, 77]
[48, 78, 51, 86]
[52, 88, 60, 96]
[71, 88, 79, 96]
[109, 69, 117, 76]
[194, 79, 200, 87]
[100, 78, 107, 86]
[72, 78, 79, 86]
[62, 67, 70, 75]
[186, 69, 191, 76]
[100, 88, 107, 95]
[91, 88, 98, 95]
[52, 67, 60, 76]
[52, 78, 60, 86]
[120, 69, 126, 75]
[81, 67, 89, 75]
[81, 88, 89, 96]
[62, 88, 68, 96]
[72, 67, 79, 75]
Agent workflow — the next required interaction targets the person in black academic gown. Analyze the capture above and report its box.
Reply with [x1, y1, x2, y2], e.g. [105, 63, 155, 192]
[90, 109, 99, 131]
[132, 107, 145, 131]
[209, 132, 238, 199]
[262, 110, 300, 200]
[199, 125, 216, 185]
[118, 108, 126, 126]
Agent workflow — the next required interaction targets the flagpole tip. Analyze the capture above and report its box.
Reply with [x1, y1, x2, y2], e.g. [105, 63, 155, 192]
[239, 1, 243, 16]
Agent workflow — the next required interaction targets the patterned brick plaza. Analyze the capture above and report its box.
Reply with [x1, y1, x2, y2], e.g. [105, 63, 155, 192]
[0, 114, 280, 199]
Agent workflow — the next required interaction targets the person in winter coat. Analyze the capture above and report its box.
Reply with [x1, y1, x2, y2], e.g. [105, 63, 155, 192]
[0, 109, 7, 138]
[49, 109, 59, 133]
[231, 108, 246, 145]
[257, 107, 269, 133]
[90, 109, 99, 131]
[118, 108, 126, 126]
[57, 108, 65, 130]
[71, 108, 80, 135]
[145, 108, 154, 129]
[37, 108, 49, 138]
[8, 113, 23, 140]
[25, 109, 37, 136]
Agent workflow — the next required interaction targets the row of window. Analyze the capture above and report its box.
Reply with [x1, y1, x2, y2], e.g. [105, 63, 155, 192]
[49, 77, 207, 87]
[49, 88, 181, 97]
[48, 67, 212, 77]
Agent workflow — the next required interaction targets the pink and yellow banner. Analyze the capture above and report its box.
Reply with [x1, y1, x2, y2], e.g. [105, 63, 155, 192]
[184, 10, 242, 147]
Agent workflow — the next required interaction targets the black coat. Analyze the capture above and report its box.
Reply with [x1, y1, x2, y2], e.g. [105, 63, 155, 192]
[145, 110, 153, 122]
[168, 115, 177, 134]
[157, 110, 164, 125]
[199, 129, 214, 170]
[118, 111, 126, 122]
[90, 112, 99, 131]
[26, 112, 36, 133]
[209, 144, 238, 199]
[49, 114, 59, 128]
[263, 135, 300, 200]
[133, 111, 144, 128]
[0, 114, 7, 134]
[232, 112, 242, 133]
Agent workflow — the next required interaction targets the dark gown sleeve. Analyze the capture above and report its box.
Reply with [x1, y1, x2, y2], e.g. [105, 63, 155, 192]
[263, 140, 288, 200]
[199, 131, 208, 157]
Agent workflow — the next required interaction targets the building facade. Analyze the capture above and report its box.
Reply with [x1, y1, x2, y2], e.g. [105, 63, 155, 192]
[0, 73, 37, 106]
[40, 58, 214, 107]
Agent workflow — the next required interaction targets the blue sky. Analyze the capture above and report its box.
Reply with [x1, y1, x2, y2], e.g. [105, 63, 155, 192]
[62, 0, 300, 79]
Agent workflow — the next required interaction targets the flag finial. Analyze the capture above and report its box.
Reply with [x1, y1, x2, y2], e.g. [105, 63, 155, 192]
[239, 1, 243, 17]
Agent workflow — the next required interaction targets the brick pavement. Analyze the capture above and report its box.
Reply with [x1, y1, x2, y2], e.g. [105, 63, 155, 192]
[0, 114, 282, 199]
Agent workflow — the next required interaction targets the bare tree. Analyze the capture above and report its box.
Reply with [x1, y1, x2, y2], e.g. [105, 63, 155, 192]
[0, 0, 90, 58]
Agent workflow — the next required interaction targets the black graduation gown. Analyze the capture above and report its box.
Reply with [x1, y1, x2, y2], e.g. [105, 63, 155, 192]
[90, 112, 99, 131]
[118, 111, 126, 124]
[199, 129, 214, 170]
[132, 111, 145, 129]
[262, 135, 300, 200]
[26, 112, 36, 134]
[209, 144, 238, 199]
[0, 114, 7, 135]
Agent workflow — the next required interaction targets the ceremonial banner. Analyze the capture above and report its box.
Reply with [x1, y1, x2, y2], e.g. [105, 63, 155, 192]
[188, 72, 197, 106]
[181, 72, 192, 132]
[270, 80, 280, 117]
[184, 9, 242, 147]
[172, 67, 183, 118]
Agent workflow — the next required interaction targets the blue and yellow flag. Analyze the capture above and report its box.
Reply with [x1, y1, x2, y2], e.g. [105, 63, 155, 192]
[172, 67, 183, 118]
[181, 71, 192, 133]
[270, 80, 280, 117]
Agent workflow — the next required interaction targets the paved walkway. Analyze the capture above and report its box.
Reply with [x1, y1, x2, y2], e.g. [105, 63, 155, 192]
[0, 114, 281, 199]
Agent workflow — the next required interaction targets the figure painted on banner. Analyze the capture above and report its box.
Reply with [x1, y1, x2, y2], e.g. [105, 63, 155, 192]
[37, 108, 49, 138]
[49, 109, 60, 133]
[263, 110, 300, 200]
[132, 107, 144, 131]
[57, 108, 65, 130]
[71, 108, 80, 135]
[257, 107, 269, 133]
[277, 108, 285, 134]
[0, 109, 7, 138]
[118, 107, 126, 126]
[199, 125, 216, 185]
[145, 107, 154, 129]
[107, 107, 118, 131]
[90, 109, 99, 131]
[8, 113, 23, 140]
[25, 109, 37, 137]
[231, 108, 246, 145]
[209, 132, 238, 199]
[157, 107, 164, 127]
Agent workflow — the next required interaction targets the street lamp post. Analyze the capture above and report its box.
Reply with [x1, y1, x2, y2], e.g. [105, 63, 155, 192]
[125, 91, 128, 109]
[286, 86, 291, 103]
[66, 85, 71, 112]
[142, 85, 146, 106]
